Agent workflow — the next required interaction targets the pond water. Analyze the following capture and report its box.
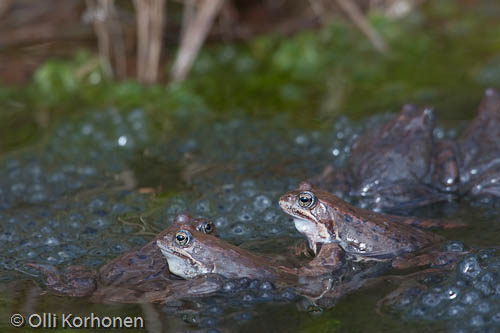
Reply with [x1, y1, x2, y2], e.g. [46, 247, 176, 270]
[1, 1, 500, 332]
[0, 105, 498, 332]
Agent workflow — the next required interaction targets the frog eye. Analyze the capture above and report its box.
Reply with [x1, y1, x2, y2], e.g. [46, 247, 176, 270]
[175, 230, 192, 247]
[199, 221, 215, 234]
[298, 191, 316, 208]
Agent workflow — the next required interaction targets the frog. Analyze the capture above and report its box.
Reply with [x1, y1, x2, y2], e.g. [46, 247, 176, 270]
[315, 89, 500, 211]
[314, 104, 459, 212]
[350, 104, 467, 211]
[156, 228, 299, 284]
[155, 218, 441, 311]
[30, 213, 217, 302]
[98, 213, 215, 289]
[457, 88, 500, 199]
[279, 182, 446, 267]
[156, 227, 361, 301]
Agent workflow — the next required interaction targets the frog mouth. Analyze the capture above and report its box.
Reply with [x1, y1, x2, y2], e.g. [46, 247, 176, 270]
[279, 199, 318, 224]
[157, 242, 201, 268]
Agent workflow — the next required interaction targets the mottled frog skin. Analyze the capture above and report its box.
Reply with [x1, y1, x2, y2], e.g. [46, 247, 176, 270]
[31, 213, 216, 302]
[156, 227, 355, 301]
[348, 105, 445, 211]
[314, 89, 500, 211]
[279, 182, 443, 261]
[156, 228, 298, 284]
[98, 213, 215, 289]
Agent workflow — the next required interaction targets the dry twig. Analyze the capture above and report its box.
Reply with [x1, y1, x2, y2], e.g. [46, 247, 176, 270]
[335, 0, 388, 53]
[85, 0, 127, 79]
[171, 0, 225, 82]
[133, 0, 166, 84]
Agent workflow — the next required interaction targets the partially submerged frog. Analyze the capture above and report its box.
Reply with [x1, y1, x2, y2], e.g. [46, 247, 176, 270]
[348, 105, 447, 210]
[315, 89, 500, 211]
[98, 213, 215, 289]
[156, 228, 298, 284]
[317, 105, 455, 212]
[458, 88, 500, 198]
[30, 213, 217, 302]
[156, 227, 354, 300]
[279, 182, 445, 266]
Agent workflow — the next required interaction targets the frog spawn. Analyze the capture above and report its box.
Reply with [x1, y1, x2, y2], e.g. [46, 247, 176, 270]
[162, 277, 298, 329]
[0, 109, 151, 210]
[0, 192, 148, 280]
[0, 104, 498, 332]
[151, 179, 303, 243]
[386, 247, 500, 332]
[144, 114, 367, 242]
[0, 109, 153, 278]
[0, 109, 361, 284]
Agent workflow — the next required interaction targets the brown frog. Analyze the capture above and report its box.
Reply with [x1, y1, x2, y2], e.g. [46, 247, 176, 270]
[279, 182, 445, 267]
[156, 227, 349, 301]
[316, 89, 500, 211]
[315, 105, 459, 212]
[30, 213, 216, 302]
[156, 228, 298, 284]
[458, 88, 500, 198]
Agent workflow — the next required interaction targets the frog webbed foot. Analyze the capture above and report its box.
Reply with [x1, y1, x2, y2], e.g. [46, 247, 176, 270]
[28, 263, 97, 297]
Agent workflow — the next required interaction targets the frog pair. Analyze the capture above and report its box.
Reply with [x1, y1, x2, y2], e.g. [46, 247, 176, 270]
[155, 184, 464, 307]
[159, 177, 462, 281]
[314, 88, 500, 212]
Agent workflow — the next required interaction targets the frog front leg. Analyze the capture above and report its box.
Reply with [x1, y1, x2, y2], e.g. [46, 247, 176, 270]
[298, 243, 344, 276]
[432, 139, 460, 193]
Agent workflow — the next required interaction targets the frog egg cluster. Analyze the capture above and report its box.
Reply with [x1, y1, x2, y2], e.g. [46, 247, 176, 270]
[0, 108, 151, 210]
[2, 105, 498, 332]
[162, 277, 297, 329]
[391, 246, 500, 332]
[150, 114, 361, 188]
[0, 108, 362, 282]
[48, 108, 151, 162]
[0, 191, 148, 280]
[0, 109, 362, 283]
[0, 109, 153, 279]
[151, 178, 300, 242]
[0, 156, 107, 209]
[148, 115, 363, 242]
